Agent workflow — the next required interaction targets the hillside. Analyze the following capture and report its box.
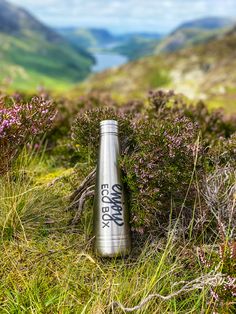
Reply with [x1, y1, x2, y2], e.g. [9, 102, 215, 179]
[102, 17, 234, 60]
[74, 25, 236, 113]
[155, 17, 235, 54]
[57, 27, 115, 51]
[0, 0, 94, 91]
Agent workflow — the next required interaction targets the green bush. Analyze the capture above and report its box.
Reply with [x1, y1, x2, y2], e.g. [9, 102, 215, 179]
[0, 95, 56, 174]
[71, 91, 236, 236]
[71, 107, 135, 163]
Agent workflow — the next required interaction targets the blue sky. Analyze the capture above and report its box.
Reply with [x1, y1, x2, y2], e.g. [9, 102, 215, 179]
[11, 0, 236, 34]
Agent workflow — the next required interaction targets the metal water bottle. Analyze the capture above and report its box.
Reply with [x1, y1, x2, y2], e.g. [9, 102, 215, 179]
[93, 120, 131, 257]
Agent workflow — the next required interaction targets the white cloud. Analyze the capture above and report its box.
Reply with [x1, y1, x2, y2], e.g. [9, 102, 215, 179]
[10, 0, 236, 33]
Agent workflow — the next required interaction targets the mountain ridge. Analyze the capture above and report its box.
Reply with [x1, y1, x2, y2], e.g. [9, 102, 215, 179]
[0, 0, 62, 42]
[174, 16, 235, 32]
[57, 27, 162, 53]
[155, 16, 235, 54]
[0, 0, 94, 91]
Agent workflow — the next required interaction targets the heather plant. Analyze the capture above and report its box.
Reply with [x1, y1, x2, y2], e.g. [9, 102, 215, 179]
[1, 89, 235, 313]
[148, 90, 236, 142]
[122, 115, 202, 234]
[209, 133, 236, 168]
[72, 93, 205, 235]
[71, 107, 135, 163]
[182, 101, 236, 141]
[0, 96, 56, 174]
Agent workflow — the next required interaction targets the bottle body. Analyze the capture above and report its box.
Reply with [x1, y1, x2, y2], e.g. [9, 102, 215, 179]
[93, 120, 131, 257]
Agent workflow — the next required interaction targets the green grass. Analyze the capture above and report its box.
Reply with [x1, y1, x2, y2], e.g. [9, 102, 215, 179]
[0, 149, 223, 313]
[0, 63, 74, 93]
[0, 33, 94, 92]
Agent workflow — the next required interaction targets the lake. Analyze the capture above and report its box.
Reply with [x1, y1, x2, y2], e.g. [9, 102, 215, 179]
[92, 53, 128, 73]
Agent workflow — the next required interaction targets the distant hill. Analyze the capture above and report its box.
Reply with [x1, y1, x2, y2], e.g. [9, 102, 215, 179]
[155, 17, 235, 54]
[74, 24, 236, 113]
[71, 17, 234, 61]
[57, 27, 115, 51]
[0, 0, 94, 91]
[0, 0, 60, 41]
[175, 16, 234, 31]
[58, 27, 162, 54]
[110, 17, 235, 60]
[112, 36, 161, 60]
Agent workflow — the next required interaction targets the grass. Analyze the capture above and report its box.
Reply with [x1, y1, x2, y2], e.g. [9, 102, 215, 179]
[0, 148, 225, 313]
[0, 32, 94, 92]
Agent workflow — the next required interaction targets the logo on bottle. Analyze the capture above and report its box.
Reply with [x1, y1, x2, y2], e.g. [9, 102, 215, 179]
[101, 184, 124, 228]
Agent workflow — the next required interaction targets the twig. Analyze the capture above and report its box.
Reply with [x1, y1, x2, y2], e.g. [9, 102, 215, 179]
[67, 168, 96, 211]
[71, 185, 95, 225]
[47, 169, 75, 188]
[110, 272, 225, 312]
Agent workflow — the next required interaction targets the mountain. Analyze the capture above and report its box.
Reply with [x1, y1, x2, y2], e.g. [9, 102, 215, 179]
[74, 24, 236, 114]
[0, 0, 94, 91]
[155, 17, 235, 54]
[175, 17, 234, 31]
[0, 0, 61, 41]
[61, 18, 233, 62]
[57, 28, 116, 51]
[109, 33, 162, 60]
[58, 27, 162, 54]
[112, 17, 235, 59]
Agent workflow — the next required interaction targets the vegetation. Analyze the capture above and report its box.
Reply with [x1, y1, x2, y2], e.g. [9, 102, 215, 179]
[74, 26, 236, 114]
[0, 0, 94, 92]
[0, 95, 56, 174]
[0, 88, 235, 312]
[0, 4, 235, 312]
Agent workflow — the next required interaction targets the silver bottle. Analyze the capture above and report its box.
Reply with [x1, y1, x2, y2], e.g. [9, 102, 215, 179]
[93, 120, 131, 257]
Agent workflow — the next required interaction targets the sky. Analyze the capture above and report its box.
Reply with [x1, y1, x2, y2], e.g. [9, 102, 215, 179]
[10, 0, 236, 34]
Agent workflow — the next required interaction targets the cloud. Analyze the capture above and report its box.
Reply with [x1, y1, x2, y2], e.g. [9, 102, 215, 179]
[10, 0, 236, 33]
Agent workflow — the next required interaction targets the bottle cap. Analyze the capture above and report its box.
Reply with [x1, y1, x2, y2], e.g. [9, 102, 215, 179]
[100, 120, 118, 135]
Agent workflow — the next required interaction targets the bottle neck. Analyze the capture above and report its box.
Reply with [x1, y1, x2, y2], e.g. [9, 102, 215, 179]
[100, 120, 118, 136]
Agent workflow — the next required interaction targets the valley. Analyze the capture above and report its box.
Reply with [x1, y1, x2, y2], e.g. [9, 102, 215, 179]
[1, 1, 236, 313]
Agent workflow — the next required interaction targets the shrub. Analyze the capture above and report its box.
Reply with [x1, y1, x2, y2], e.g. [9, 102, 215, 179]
[122, 114, 201, 233]
[209, 133, 236, 168]
[148, 90, 236, 142]
[72, 92, 206, 235]
[71, 90, 236, 236]
[71, 107, 135, 163]
[0, 96, 56, 174]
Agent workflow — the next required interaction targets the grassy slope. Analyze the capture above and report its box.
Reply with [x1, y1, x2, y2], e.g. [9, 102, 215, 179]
[0, 150, 220, 313]
[112, 36, 161, 60]
[74, 29, 236, 113]
[0, 32, 94, 93]
[155, 28, 217, 54]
